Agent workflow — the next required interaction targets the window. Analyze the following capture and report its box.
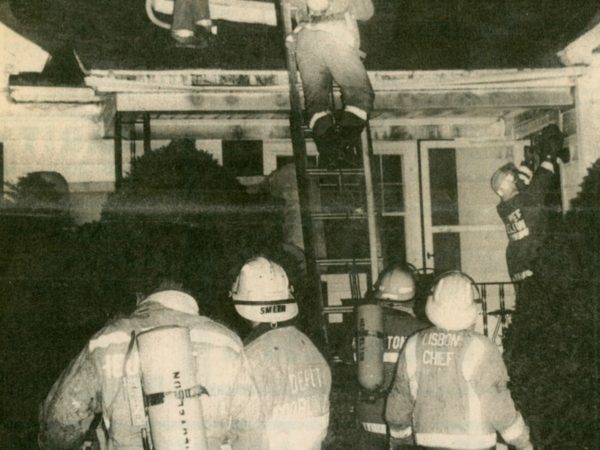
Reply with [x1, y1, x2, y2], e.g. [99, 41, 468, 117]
[374, 154, 404, 213]
[374, 154, 406, 263]
[428, 148, 459, 226]
[222, 140, 263, 177]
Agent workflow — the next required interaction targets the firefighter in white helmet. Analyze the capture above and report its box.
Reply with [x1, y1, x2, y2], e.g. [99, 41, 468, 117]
[230, 256, 331, 450]
[39, 280, 266, 450]
[355, 264, 428, 449]
[286, 0, 375, 168]
[385, 271, 533, 450]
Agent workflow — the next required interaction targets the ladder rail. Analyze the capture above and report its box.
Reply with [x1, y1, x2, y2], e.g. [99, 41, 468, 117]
[279, 0, 330, 348]
[360, 123, 380, 282]
[278, 0, 382, 351]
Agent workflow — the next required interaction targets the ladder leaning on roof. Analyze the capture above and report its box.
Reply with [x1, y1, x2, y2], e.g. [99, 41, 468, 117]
[278, 0, 382, 350]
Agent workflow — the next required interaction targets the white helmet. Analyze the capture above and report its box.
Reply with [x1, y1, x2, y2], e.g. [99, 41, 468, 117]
[230, 256, 297, 323]
[307, 0, 330, 14]
[374, 265, 416, 303]
[425, 271, 479, 331]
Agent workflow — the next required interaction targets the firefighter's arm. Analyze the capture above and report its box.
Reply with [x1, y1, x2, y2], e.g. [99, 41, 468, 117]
[228, 352, 268, 450]
[471, 338, 533, 450]
[350, 0, 374, 21]
[525, 161, 554, 204]
[38, 346, 102, 450]
[385, 336, 417, 446]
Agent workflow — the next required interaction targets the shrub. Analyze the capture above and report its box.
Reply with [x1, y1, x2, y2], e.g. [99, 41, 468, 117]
[503, 159, 600, 449]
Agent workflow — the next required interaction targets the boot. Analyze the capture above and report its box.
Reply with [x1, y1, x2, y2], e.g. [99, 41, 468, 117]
[312, 114, 339, 169]
[337, 110, 366, 148]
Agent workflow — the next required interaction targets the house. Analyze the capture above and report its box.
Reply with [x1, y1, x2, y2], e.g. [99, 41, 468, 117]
[1, 3, 599, 341]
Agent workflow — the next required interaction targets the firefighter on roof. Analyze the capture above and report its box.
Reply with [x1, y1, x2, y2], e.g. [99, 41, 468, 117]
[39, 281, 266, 450]
[230, 256, 331, 450]
[287, 0, 375, 168]
[491, 124, 565, 283]
[385, 272, 533, 450]
[355, 264, 428, 449]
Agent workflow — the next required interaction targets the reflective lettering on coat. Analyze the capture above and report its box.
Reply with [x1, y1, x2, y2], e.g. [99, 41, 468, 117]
[386, 335, 406, 351]
[421, 332, 461, 367]
[289, 367, 323, 394]
[422, 350, 454, 367]
[421, 332, 463, 348]
[505, 209, 529, 238]
[260, 305, 287, 314]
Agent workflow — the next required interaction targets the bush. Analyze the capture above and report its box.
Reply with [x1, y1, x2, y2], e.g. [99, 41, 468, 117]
[0, 140, 285, 448]
[503, 159, 600, 449]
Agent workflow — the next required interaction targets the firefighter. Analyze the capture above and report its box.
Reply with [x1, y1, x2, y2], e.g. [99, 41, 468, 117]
[230, 256, 331, 450]
[287, 0, 375, 168]
[39, 281, 266, 450]
[385, 271, 533, 450]
[355, 264, 429, 449]
[171, 0, 214, 47]
[491, 124, 564, 283]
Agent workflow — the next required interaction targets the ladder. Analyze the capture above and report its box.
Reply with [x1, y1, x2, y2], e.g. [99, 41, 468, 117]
[279, 0, 382, 350]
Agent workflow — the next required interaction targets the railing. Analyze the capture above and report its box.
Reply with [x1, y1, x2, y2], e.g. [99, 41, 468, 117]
[322, 280, 517, 346]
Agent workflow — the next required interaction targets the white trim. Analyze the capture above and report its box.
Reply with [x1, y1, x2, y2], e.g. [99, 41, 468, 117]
[511, 269, 533, 281]
[501, 414, 526, 442]
[404, 337, 418, 399]
[462, 338, 485, 381]
[89, 331, 131, 352]
[508, 228, 530, 241]
[189, 329, 241, 353]
[540, 160, 555, 173]
[383, 351, 399, 363]
[389, 425, 412, 438]
[518, 165, 533, 179]
[309, 111, 332, 130]
[416, 432, 496, 449]
[344, 105, 368, 121]
[143, 290, 199, 315]
[362, 422, 388, 435]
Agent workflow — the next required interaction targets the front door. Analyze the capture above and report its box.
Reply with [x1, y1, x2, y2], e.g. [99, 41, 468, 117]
[418, 139, 527, 282]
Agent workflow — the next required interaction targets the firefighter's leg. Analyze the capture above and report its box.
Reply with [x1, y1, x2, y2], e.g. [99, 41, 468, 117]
[192, 0, 215, 35]
[172, 0, 208, 47]
[295, 29, 339, 168]
[326, 37, 374, 167]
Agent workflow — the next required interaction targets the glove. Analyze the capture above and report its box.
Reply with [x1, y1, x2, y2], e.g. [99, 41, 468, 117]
[539, 124, 564, 162]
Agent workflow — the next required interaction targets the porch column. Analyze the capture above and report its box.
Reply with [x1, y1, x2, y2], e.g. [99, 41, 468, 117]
[574, 66, 600, 178]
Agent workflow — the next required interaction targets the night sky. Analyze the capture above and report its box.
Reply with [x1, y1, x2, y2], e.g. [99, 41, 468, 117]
[2, 0, 599, 71]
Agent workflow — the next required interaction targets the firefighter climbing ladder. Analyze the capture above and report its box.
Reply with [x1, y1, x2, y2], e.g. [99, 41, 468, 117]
[279, 0, 382, 349]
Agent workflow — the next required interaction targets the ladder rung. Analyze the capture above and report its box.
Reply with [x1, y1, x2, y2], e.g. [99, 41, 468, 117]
[316, 258, 374, 267]
[310, 211, 367, 220]
[322, 305, 355, 315]
[301, 126, 313, 139]
[306, 168, 365, 176]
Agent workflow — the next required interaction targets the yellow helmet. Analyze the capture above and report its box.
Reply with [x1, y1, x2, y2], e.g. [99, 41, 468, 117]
[374, 265, 416, 302]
